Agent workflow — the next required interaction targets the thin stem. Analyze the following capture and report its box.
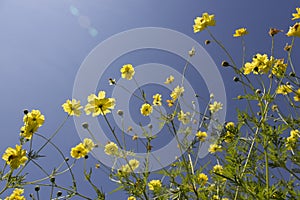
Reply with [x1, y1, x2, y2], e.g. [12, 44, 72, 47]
[102, 111, 122, 148]
[287, 37, 298, 84]
[264, 143, 269, 199]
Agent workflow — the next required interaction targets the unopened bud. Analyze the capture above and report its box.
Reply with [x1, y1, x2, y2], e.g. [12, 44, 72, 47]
[34, 186, 40, 192]
[255, 89, 262, 94]
[233, 77, 239, 82]
[284, 44, 292, 51]
[57, 191, 62, 197]
[272, 104, 278, 111]
[205, 40, 211, 45]
[221, 61, 230, 67]
[188, 47, 195, 57]
[82, 122, 89, 129]
[289, 72, 296, 77]
[50, 177, 55, 183]
[132, 135, 138, 141]
[117, 110, 124, 116]
[269, 28, 282, 37]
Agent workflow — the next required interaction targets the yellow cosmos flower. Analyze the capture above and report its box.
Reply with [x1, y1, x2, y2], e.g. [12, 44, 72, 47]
[286, 130, 299, 150]
[153, 93, 162, 106]
[104, 142, 119, 156]
[62, 99, 82, 116]
[243, 62, 256, 75]
[193, 12, 216, 33]
[196, 131, 207, 142]
[177, 110, 191, 125]
[166, 99, 174, 107]
[243, 53, 272, 75]
[287, 22, 300, 37]
[233, 28, 248, 37]
[224, 131, 234, 143]
[292, 8, 300, 20]
[209, 101, 223, 114]
[2, 145, 28, 169]
[128, 159, 140, 170]
[197, 173, 208, 186]
[70, 143, 88, 159]
[276, 84, 293, 95]
[5, 188, 26, 200]
[294, 88, 300, 101]
[85, 91, 115, 116]
[291, 130, 300, 138]
[20, 121, 39, 139]
[271, 59, 287, 78]
[225, 122, 235, 130]
[83, 138, 95, 152]
[213, 164, 223, 174]
[212, 195, 220, 200]
[171, 86, 184, 101]
[208, 143, 222, 154]
[23, 109, 45, 127]
[140, 103, 153, 116]
[164, 75, 174, 84]
[120, 64, 135, 80]
[119, 164, 131, 174]
[127, 197, 136, 200]
[148, 179, 162, 191]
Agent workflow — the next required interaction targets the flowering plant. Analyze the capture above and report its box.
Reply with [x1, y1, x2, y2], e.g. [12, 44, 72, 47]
[1, 7, 300, 200]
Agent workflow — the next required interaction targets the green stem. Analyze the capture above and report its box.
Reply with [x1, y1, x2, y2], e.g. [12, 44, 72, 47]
[264, 143, 269, 199]
[102, 111, 122, 148]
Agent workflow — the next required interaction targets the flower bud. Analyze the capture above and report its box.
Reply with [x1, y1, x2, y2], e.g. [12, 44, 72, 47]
[237, 95, 243, 100]
[117, 110, 124, 116]
[57, 191, 62, 197]
[132, 135, 138, 140]
[255, 89, 262, 94]
[284, 44, 292, 51]
[221, 61, 230, 67]
[272, 104, 278, 111]
[269, 28, 282, 37]
[289, 72, 296, 77]
[50, 177, 55, 183]
[188, 47, 195, 57]
[205, 40, 211, 45]
[82, 122, 89, 129]
[233, 77, 239, 82]
[34, 186, 40, 192]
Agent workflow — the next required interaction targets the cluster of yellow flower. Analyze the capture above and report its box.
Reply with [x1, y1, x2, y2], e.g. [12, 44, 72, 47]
[193, 12, 216, 33]
[275, 83, 300, 103]
[118, 159, 140, 174]
[148, 179, 162, 191]
[286, 129, 300, 151]
[21, 110, 45, 139]
[287, 8, 300, 37]
[70, 138, 95, 159]
[2, 110, 45, 170]
[243, 54, 288, 76]
[104, 141, 118, 156]
[4, 188, 25, 200]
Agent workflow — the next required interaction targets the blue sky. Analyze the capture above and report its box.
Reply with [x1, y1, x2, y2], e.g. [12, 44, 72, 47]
[0, 0, 299, 199]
